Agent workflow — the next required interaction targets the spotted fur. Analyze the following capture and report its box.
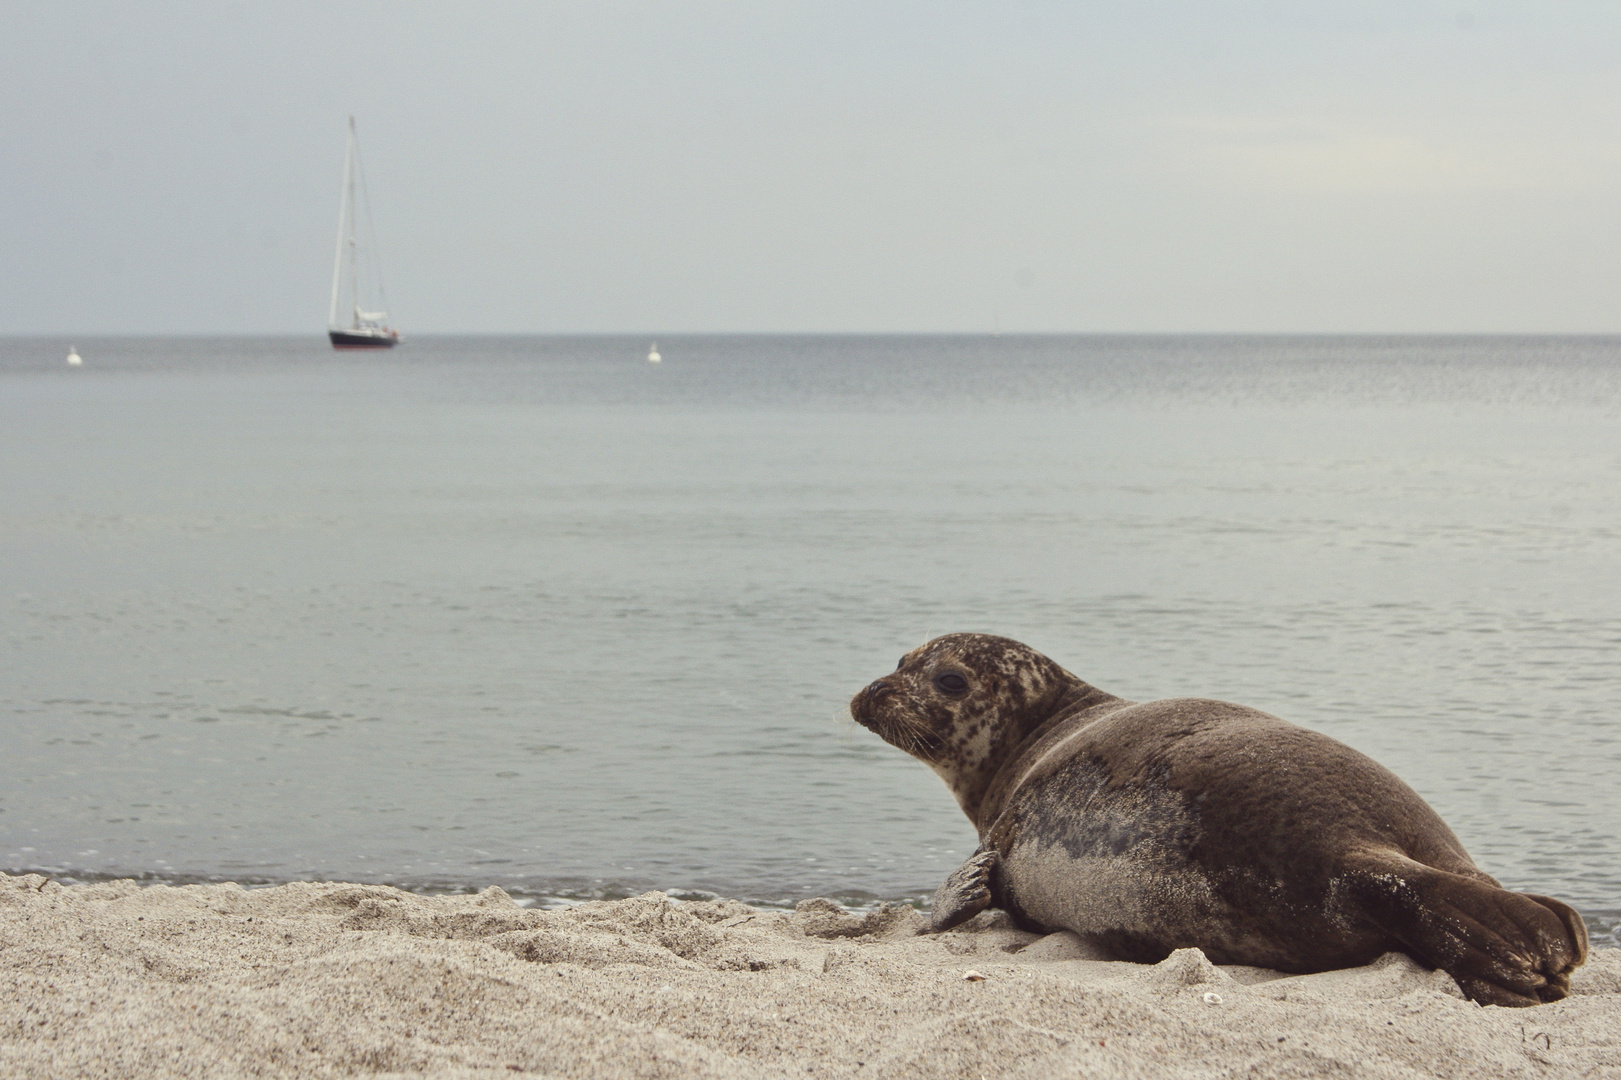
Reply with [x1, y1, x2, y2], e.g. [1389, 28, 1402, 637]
[849, 633, 1109, 826]
[850, 633, 1589, 1007]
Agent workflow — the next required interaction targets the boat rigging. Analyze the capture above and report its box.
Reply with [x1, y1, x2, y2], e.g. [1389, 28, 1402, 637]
[328, 117, 401, 349]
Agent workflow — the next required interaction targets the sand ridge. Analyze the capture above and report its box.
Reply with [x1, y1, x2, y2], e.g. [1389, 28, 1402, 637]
[2, 871, 1617, 1078]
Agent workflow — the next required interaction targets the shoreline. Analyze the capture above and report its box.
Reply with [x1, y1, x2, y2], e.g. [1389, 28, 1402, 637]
[7, 863, 1617, 949]
[0, 864, 936, 914]
[3, 871, 1618, 1078]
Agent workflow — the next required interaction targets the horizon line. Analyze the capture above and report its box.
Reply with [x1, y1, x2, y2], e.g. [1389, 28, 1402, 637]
[7, 330, 1621, 340]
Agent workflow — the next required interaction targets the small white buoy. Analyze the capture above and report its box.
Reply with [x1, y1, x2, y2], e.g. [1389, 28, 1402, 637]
[66, 346, 82, 367]
[647, 341, 661, 364]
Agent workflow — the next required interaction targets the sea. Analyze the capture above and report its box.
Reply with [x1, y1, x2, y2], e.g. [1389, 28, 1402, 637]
[2, 335, 1617, 946]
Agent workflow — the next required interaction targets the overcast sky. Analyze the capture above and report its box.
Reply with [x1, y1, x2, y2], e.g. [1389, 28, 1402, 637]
[4, 2, 1620, 334]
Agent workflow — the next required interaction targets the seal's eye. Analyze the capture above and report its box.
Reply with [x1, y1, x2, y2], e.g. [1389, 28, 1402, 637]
[934, 672, 969, 695]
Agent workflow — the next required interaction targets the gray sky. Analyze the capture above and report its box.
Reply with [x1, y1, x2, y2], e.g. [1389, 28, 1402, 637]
[4, 2, 1620, 334]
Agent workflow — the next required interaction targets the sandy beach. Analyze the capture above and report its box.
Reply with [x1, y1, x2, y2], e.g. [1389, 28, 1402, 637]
[1, 872, 1616, 1078]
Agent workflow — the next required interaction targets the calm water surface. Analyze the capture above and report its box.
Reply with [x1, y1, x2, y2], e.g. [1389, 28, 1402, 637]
[2, 336, 1617, 944]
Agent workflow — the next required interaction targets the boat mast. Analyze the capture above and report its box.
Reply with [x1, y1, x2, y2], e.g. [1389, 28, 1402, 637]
[328, 118, 356, 330]
[346, 118, 361, 328]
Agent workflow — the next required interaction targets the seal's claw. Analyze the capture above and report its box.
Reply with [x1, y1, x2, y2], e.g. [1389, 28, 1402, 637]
[928, 848, 999, 933]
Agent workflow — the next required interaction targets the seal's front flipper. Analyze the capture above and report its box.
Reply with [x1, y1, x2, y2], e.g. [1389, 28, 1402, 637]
[927, 848, 999, 933]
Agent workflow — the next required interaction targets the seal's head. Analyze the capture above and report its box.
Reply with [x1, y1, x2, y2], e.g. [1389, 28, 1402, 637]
[850, 633, 1080, 823]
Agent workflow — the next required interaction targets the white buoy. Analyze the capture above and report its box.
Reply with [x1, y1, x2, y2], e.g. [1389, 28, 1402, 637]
[66, 346, 82, 366]
[647, 341, 661, 364]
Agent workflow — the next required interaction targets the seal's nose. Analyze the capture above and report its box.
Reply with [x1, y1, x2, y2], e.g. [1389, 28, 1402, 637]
[851, 679, 893, 723]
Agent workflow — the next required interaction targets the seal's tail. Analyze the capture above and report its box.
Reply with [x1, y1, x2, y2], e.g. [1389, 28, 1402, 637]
[1345, 852, 1588, 1007]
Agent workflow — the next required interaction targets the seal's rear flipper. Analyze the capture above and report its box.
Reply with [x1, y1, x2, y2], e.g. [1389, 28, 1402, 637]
[927, 848, 999, 933]
[1344, 852, 1588, 1007]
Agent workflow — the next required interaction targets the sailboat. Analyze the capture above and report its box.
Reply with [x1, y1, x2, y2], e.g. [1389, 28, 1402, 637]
[328, 117, 400, 349]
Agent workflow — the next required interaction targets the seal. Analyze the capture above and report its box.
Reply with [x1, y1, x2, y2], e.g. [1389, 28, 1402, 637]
[850, 633, 1588, 1006]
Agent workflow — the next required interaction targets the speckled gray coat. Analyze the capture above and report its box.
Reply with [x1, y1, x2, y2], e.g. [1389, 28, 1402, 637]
[851, 633, 1587, 1007]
